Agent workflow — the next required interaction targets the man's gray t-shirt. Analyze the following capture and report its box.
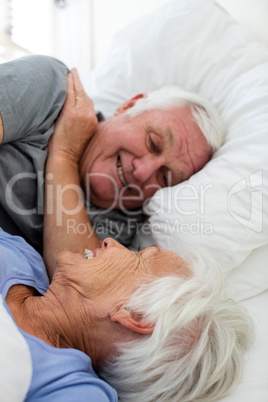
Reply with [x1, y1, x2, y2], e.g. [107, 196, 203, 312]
[0, 55, 142, 253]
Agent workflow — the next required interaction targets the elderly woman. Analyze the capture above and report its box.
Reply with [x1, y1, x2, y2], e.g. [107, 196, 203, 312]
[0, 230, 251, 402]
[2, 227, 252, 401]
[0, 55, 224, 255]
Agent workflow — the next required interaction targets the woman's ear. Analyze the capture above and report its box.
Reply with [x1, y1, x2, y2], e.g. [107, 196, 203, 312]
[111, 306, 155, 335]
[114, 93, 147, 116]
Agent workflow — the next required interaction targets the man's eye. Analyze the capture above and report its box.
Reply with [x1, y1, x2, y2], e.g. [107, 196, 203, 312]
[162, 172, 168, 187]
[157, 170, 168, 187]
[149, 136, 156, 151]
[148, 135, 160, 154]
[160, 170, 172, 187]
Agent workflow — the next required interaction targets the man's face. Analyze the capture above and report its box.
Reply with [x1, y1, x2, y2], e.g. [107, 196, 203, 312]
[79, 103, 211, 210]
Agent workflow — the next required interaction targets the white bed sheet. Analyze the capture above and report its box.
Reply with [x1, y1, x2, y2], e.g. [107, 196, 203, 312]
[0, 295, 32, 402]
[219, 289, 268, 402]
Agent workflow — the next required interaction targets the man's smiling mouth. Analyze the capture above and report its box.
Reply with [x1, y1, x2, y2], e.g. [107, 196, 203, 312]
[117, 155, 128, 187]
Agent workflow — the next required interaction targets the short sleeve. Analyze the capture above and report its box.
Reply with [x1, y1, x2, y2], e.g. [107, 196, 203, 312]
[0, 55, 68, 144]
[44, 383, 117, 402]
[0, 55, 69, 251]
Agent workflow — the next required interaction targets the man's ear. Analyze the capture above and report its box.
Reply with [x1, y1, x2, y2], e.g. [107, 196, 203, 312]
[111, 306, 155, 335]
[114, 93, 147, 116]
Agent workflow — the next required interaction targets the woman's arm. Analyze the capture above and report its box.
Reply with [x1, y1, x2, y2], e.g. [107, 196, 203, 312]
[43, 69, 101, 280]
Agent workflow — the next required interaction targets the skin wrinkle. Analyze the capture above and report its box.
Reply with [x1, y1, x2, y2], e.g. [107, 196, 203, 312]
[31, 277, 94, 355]
[155, 127, 176, 184]
[49, 288, 77, 342]
[166, 127, 174, 147]
[145, 125, 184, 187]
[179, 117, 196, 174]
[185, 136, 195, 175]
[139, 245, 191, 280]
[16, 290, 71, 349]
[84, 244, 183, 300]
[161, 123, 189, 184]
[140, 247, 162, 278]
[71, 252, 140, 298]
[41, 285, 96, 356]
[39, 295, 76, 349]
[146, 124, 174, 152]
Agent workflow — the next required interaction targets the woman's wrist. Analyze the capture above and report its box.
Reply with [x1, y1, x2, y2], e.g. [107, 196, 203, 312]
[47, 148, 81, 167]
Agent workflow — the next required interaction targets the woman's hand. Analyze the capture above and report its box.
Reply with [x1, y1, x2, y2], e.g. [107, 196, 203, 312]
[48, 68, 98, 164]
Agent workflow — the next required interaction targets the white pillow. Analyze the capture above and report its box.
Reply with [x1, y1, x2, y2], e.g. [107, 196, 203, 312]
[84, 0, 268, 277]
[0, 295, 32, 402]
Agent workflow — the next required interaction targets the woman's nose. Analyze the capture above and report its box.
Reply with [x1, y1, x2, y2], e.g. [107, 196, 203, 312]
[132, 156, 163, 183]
[102, 237, 120, 249]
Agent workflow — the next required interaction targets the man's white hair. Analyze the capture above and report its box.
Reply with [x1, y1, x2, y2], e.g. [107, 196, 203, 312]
[125, 86, 225, 151]
[101, 253, 253, 402]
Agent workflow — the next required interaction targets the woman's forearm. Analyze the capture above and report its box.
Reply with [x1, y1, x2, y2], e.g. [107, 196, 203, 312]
[43, 69, 100, 280]
[43, 154, 100, 280]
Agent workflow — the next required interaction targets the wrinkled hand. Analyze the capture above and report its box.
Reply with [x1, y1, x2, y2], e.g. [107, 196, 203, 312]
[48, 68, 98, 163]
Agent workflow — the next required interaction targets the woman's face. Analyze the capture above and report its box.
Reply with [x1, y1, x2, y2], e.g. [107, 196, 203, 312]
[56, 238, 190, 303]
[54, 239, 191, 370]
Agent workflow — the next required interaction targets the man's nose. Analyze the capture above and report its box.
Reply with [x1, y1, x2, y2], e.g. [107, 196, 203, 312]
[132, 156, 163, 183]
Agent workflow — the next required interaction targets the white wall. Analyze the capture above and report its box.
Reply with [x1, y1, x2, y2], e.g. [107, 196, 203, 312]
[11, 0, 55, 55]
[0, 0, 8, 35]
[53, 0, 93, 74]
[2, 0, 170, 74]
[1, 0, 268, 71]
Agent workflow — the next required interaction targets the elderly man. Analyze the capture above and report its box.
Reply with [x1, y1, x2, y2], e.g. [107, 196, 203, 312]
[0, 55, 224, 258]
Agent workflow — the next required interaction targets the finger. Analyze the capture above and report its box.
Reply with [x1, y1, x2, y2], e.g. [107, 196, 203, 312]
[70, 68, 96, 114]
[62, 73, 75, 110]
[70, 68, 87, 98]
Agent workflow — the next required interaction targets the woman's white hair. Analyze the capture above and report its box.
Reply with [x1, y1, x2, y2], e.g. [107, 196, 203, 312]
[125, 86, 225, 151]
[101, 253, 254, 402]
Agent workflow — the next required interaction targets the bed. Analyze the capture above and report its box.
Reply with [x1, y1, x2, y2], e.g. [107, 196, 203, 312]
[84, 0, 268, 400]
[1, 0, 267, 400]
